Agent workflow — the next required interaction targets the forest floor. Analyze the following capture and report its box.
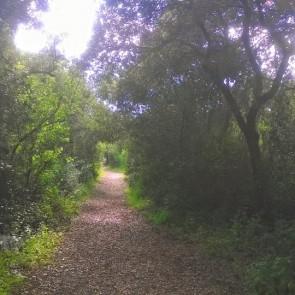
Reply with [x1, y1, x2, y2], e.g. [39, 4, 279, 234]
[14, 170, 243, 295]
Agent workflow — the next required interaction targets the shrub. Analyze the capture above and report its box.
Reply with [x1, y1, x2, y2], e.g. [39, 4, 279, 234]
[17, 227, 62, 268]
[126, 183, 150, 210]
[39, 180, 95, 227]
[247, 256, 295, 295]
[0, 227, 61, 295]
[0, 251, 24, 295]
[190, 217, 295, 294]
[147, 209, 170, 225]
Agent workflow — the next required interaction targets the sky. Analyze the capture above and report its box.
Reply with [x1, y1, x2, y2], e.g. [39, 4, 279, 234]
[15, 0, 101, 59]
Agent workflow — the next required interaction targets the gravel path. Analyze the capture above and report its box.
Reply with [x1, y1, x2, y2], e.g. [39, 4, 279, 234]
[15, 170, 242, 295]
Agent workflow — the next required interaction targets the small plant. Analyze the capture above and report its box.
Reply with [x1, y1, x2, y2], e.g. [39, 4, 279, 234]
[17, 227, 62, 268]
[147, 209, 170, 225]
[185, 217, 295, 294]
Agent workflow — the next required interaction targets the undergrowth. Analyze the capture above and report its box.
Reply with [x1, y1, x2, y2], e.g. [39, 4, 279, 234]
[40, 179, 96, 227]
[0, 228, 61, 295]
[0, 175, 97, 295]
[126, 180, 295, 294]
[126, 183, 150, 210]
[126, 183, 170, 225]
[171, 215, 295, 294]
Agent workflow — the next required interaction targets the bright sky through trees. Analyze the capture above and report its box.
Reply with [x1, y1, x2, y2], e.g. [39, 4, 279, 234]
[15, 0, 101, 58]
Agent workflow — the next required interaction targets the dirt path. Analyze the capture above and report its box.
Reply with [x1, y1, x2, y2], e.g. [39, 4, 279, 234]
[15, 170, 242, 295]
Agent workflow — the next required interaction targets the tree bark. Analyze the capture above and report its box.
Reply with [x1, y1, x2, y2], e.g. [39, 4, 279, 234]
[243, 123, 266, 213]
[0, 170, 8, 201]
[216, 80, 267, 213]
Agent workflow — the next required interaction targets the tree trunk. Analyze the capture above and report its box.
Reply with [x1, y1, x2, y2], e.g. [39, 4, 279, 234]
[244, 124, 266, 214]
[0, 170, 8, 201]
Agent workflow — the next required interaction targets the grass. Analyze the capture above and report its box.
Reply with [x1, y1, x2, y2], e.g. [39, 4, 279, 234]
[126, 183, 150, 210]
[0, 228, 62, 295]
[126, 183, 170, 225]
[147, 209, 170, 225]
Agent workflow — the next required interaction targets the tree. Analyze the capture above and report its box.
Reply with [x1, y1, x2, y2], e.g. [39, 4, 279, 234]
[82, 0, 166, 76]
[86, 0, 295, 214]
[180, 0, 294, 212]
[0, 0, 48, 203]
[0, 0, 48, 31]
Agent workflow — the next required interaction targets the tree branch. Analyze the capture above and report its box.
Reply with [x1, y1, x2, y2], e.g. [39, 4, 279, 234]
[10, 104, 62, 160]
[241, 0, 263, 97]
[208, 71, 247, 134]
[247, 52, 290, 123]
[260, 53, 290, 104]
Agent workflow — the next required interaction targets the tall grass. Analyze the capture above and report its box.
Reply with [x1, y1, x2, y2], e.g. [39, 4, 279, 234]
[126, 183, 170, 225]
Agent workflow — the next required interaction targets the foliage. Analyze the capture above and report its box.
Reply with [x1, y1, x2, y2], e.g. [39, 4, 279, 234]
[0, 176, 97, 294]
[85, 1, 295, 291]
[0, 0, 48, 31]
[0, 227, 61, 295]
[86, 0, 295, 217]
[126, 182, 150, 210]
[1, 0, 295, 293]
[126, 181, 169, 225]
[247, 256, 295, 295]
[180, 217, 295, 295]
[0, 37, 111, 235]
[16, 227, 61, 268]
[147, 209, 170, 225]
[40, 178, 97, 227]
[0, 4, 117, 292]
[99, 142, 128, 172]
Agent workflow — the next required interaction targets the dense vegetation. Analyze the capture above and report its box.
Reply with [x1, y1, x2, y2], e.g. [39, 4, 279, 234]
[0, 1, 114, 293]
[85, 0, 295, 293]
[1, 0, 295, 293]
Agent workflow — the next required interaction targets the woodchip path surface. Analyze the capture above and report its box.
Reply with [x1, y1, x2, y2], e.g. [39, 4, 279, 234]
[15, 170, 242, 295]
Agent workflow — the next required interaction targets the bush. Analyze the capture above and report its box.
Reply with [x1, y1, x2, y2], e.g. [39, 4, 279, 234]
[126, 181, 170, 225]
[147, 209, 170, 225]
[40, 181, 95, 227]
[126, 182, 150, 210]
[0, 227, 61, 295]
[17, 227, 62, 268]
[0, 251, 24, 295]
[188, 217, 295, 294]
[247, 256, 295, 295]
